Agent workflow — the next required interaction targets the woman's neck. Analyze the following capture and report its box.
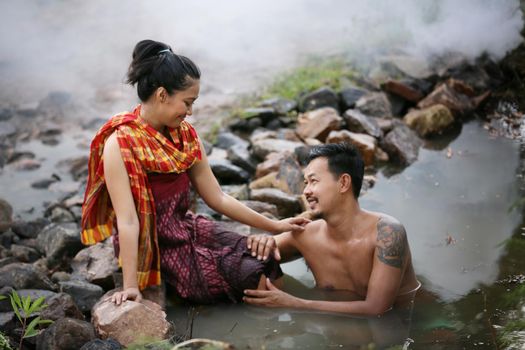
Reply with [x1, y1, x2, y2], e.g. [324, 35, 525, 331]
[139, 103, 164, 132]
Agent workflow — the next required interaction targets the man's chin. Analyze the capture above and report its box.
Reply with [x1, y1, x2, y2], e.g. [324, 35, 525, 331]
[309, 209, 324, 220]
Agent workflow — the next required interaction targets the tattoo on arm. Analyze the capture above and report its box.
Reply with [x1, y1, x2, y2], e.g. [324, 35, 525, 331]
[376, 217, 407, 268]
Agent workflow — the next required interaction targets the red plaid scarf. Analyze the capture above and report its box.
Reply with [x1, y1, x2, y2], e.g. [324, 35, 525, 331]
[81, 105, 202, 290]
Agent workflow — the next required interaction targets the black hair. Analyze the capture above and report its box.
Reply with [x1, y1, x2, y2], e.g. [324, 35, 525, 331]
[126, 39, 201, 102]
[307, 143, 364, 199]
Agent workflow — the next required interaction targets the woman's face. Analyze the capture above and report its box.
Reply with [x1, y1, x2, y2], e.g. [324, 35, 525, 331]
[160, 79, 200, 128]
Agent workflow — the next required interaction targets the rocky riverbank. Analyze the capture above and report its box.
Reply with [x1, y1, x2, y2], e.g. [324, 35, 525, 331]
[0, 46, 524, 349]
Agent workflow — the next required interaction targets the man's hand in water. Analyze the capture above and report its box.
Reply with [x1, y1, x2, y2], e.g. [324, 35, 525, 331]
[247, 234, 280, 261]
[110, 287, 142, 306]
[244, 278, 300, 308]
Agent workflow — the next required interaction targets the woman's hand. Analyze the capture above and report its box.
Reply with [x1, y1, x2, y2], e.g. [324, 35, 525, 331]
[247, 234, 280, 261]
[272, 216, 311, 234]
[110, 287, 143, 306]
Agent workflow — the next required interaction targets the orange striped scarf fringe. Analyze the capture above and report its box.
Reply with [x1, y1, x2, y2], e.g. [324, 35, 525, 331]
[81, 105, 202, 290]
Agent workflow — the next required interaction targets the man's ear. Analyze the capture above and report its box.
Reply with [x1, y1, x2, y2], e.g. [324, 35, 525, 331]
[339, 173, 352, 194]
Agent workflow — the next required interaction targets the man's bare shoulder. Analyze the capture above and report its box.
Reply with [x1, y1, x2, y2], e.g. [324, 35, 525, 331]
[375, 214, 408, 269]
[291, 219, 324, 240]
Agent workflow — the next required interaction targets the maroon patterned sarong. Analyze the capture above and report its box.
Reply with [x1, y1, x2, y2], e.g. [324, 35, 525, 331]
[141, 171, 282, 303]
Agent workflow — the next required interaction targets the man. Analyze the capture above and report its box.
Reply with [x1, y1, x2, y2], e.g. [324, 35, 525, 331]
[243, 143, 420, 316]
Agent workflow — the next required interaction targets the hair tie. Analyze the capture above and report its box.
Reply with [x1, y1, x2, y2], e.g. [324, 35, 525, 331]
[158, 48, 172, 55]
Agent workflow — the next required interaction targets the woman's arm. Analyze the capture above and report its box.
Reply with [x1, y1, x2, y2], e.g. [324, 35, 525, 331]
[103, 132, 142, 305]
[188, 141, 309, 234]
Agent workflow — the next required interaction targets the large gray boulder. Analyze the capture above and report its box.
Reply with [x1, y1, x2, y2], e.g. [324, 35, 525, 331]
[36, 317, 96, 350]
[37, 223, 83, 268]
[0, 263, 56, 290]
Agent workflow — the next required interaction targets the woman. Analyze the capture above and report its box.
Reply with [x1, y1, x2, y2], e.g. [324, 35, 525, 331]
[81, 39, 308, 306]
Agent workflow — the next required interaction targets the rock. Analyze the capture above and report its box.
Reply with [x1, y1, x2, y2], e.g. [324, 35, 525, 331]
[240, 200, 279, 218]
[0, 311, 17, 335]
[343, 109, 383, 138]
[296, 107, 343, 142]
[80, 338, 123, 350]
[46, 205, 76, 223]
[375, 117, 395, 134]
[209, 159, 251, 184]
[65, 156, 89, 181]
[339, 86, 368, 110]
[221, 185, 249, 201]
[0, 122, 17, 138]
[59, 279, 104, 313]
[275, 128, 302, 142]
[255, 152, 289, 179]
[251, 139, 304, 160]
[0, 107, 13, 121]
[9, 244, 40, 263]
[0, 262, 56, 290]
[238, 107, 276, 125]
[417, 80, 475, 115]
[382, 124, 423, 165]
[382, 55, 434, 79]
[37, 222, 83, 268]
[40, 292, 84, 321]
[0, 198, 13, 232]
[275, 154, 305, 195]
[442, 63, 491, 91]
[298, 86, 340, 112]
[214, 131, 249, 150]
[0, 229, 17, 249]
[71, 239, 119, 290]
[381, 79, 425, 103]
[250, 188, 301, 217]
[51, 271, 71, 283]
[11, 218, 50, 239]
[36, 317, 96, 350]
[207, 147, 228, 161]
[173, 338, 235, 349]
[31, 177, 59, 189]
[229, 117, 262, 133]
[403, 104, 455, 137]
[259, 97, 297, 114]
[355, 92, 393, 118]
[227, 144, 256, 174]
[326, 130, 377, 166]
[12, 158, 41, 171]
[38, 122, 63, 138]
[250, 156, 304, 195]
[92, 294, 171, 347]
[249, 129, 277, 144]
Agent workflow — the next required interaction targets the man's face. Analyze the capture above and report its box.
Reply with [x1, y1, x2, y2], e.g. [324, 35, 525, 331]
[303, 157, 340, 219]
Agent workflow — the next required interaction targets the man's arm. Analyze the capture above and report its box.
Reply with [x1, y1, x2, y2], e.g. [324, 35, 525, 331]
[244, 216, 408, 316]
[247, 230, 303, 262]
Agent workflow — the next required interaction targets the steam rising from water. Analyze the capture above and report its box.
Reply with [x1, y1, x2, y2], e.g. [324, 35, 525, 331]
[0, 0, 523, 106]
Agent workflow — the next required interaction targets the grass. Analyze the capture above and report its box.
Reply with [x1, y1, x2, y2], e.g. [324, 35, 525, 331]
[262, 57, 358, 100]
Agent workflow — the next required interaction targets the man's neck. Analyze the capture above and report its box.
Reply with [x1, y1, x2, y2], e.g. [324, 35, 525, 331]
[324, 199, 363, 241]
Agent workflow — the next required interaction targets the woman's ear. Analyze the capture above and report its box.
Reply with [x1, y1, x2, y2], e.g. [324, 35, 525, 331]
[339, 173, 353, 194]
[155, 87, 167, 103]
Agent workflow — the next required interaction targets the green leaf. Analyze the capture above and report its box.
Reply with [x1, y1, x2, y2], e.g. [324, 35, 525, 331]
[11, 291, 22, 309]
[0, 295, 6, 301]
[28, 296, 45, 314]
[24, 316, 41, 338]
[37, 319, 53, 325]
[9, 295, 22, 323]
[22, 295, 31, 312]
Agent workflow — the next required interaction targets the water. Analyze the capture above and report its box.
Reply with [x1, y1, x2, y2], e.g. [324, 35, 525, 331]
[166, 120, 523, 349]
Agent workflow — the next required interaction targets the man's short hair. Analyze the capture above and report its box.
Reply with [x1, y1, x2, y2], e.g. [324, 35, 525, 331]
[307, 143, 364, 199]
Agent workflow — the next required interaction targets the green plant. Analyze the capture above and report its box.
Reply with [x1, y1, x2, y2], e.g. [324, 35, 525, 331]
[0, 291, 53, 350]
[0, 330, 13, 350]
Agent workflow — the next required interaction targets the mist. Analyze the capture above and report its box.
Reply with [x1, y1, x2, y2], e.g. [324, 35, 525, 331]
[0, 0, 523, 108]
